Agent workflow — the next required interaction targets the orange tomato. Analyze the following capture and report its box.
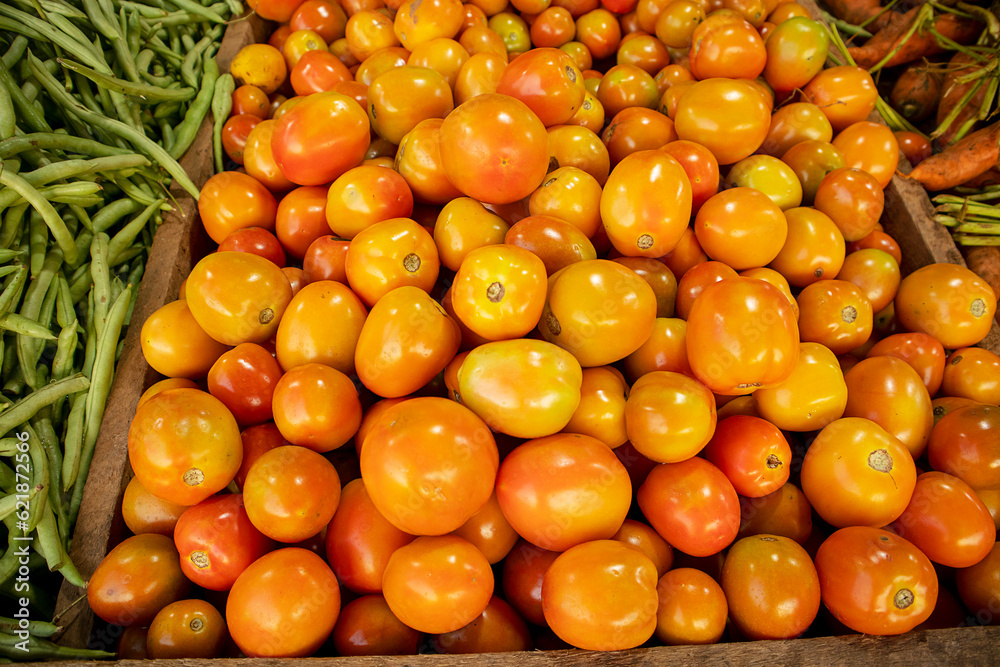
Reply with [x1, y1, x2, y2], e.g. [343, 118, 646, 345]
[274, 280, 368, 374]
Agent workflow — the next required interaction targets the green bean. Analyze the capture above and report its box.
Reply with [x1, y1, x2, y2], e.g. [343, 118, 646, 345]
[27, 53, 201, 199]
[212, 71, 234, 174]
[90, 196, 139, 234]
[0, 6, 106, 72]
[37, 272, 59, 331]
[22, 423, 49, 534]
[28, 210, 47, 277]
[169, 56, 218, 160]
[81, 290, 96, 376]
[0, 76, 13, 141]
[0, 373, 89, 438]
[0, 132, 133, 160]
[90, 233, 111, 338]
[25, 182, 104, 208]
[181, 35, 212, 89]
[0, 616, 59, 639]
[69, 229, 93, 273]
[17, 248, 61, 390]
[0, 483, 37, 521]
[111, 244, 144, 266]
[34, 412, 66, 543]
[0, 168, 77, 265]
[68, 264, 91, 305]
[1, 332, 17, 379]
[0, 204, 27, 250]
[54, 276, 75, 330]
[0, 632, 115, 660]
[60, 393, 85, 492]
[51, 320, 78, 384]
[126, 8, 142, 59]
[0, 61, 50, 134]
[0, 314, 56, 340]
[58, 57, 197, 103]
[154, 98, 182, 120]
[34, 503, 84, 587]
[0, 438, 18, 455]
[1, 35, 29, 70]
[0, 266, 27, 317]
[70, 285, 129, 524]
[107, 198, 163, 265]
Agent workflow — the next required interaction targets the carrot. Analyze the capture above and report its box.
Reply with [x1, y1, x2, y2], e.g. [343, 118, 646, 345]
[908, 121, 1000, 191]
[849, 9, 983, 70]
[824, 0, 882, 27]
[963, 247, 1000, 316]
[960, 167, 1000, 190]
[934, 52, 992, 147]
[889, 63, 943, 123]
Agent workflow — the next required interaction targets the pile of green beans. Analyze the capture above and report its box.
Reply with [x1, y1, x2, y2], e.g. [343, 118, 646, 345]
[0, 0, 237, 656]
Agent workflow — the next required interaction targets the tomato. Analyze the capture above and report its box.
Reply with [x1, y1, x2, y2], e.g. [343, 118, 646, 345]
[837, 248, 901, 314]
[270, 91, 369, 186]
[345, 217, 441, 307]
[575, 8, 622, 60]
[450, 244, 548, 340]
[273, 186, 328, 261]
[763, 17, 828, 92]
[325, 165, 414, 241]
[617, 34, 670, 74]
[557, 367, 627, 449]
[230, 43, 287, 94]
[780, 139, 845, 206]
[501, 540, 561, 626]
[345, 11, 398, 62]
[625, 370, 716, 463]
[800, 417, 917, 528]
[703, 415, 790, 498]
[445, 490, 517, 565]
[458, 338, 583, 438]
[724, 155, 803, 211]
[685, 276, 800, 395]
[624, 317, 694, 380]
[761, 102, 833, 158]
[796, 279, 874, 355]
[227, 547, 341, 657]
[595, 64, 659, 119]
[815, 526, 938, 635]
[382, 535, 495, 633]
[955, 542, 1000, 625]
[117, 626, 148, 659]
[430, 596, 533, 653]
[325, 478, 415, 594]
[146, 599, 228, 659]
[895, 130, 933, 165]
[234, 422, 289, 489]
[928, 404, 1000, 491]
[244, 119, 298, 193]
[654, 0, 704, 48]
[542, 540, 658, 650]
[140, 299, 229, 380]
[291, 0, 347, 42]
[637, 456, 740, 557]
[657, 139, 719, 214]
[394, 0, 464, 49]
[496, 433, 631, 551]
[408, 38, 471, 88]
[866, 332, 946, 397]
[894, 262, 998, 350]
[546, 124, 612, 186]
[892, 471, 996, 568]
[942, 347, 1000, 405]
[331, 595, 422, 656]
[496, 48, 586, 126]
[435, 199, 509, 274]
[674, 77, 770, 165]
[738, 482, 813, 544]
[694, 187, 788, 270]
[504, 215, 597, 274]
[221, 114, 261, 165]
[602, 108, 677, 167]
[721, 534, 820, 640]
[271, 363, 362, 452]
[454, 50, 506, 102]
[801, 65, 878, 132]
[768, 207, 845, 288]
[173, 493, 274, 591]
[199, 172, 278, 245]
[88, 534, 191, 627]
[655, 567, 728, 645]
[281, 29, 327, 71]
[753, 341, 847, 432]
[843, 355, 934, 459]
[831, 120, 899, 190]
[232, 85, 270, 119]
[367, 66, 454, 145]
[128, 388, 242, 506]
[206, 343, 282, 427]
[275, 280, 367, 375]
[185, 252, 292, 347]
[361, 396, 499, 534]
[532, 7, 577, 46]
[688, 13, 766, 80]
[812, 167, 885, 244]
[218, 227, 287, 267]
[121, 476, 187, 537]
[612, 518, 675, 577]
[488, 11, 532, 56]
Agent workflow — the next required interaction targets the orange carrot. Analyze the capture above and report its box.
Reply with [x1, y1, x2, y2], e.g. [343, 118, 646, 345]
[908, 121, 1000, 191]
[824, 0, 882, 27]
[849, 11, 983, 69]
[960, 166, 1000, 190]
[935, 52, 991, 147]
[889, 63, 943, 123]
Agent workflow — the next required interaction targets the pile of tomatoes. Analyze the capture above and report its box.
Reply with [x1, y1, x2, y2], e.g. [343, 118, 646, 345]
[82, 0, 1000, 658]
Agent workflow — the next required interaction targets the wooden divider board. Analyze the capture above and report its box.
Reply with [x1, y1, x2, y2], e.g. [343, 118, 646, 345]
[41, 3, 1000, 664]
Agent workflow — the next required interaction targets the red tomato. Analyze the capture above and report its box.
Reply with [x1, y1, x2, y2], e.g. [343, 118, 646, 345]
[271, 363, 362, 452]
[659, 139, 720, 214]
[207, 343, 283, 427]
[173, 494, 274, 591]
[738, 482, 813, 544]
[450, 490, 520, 564]
[331, 595, 422, 656]
[496, 47, 586, 126]
[430, 596, 533, 653]
[218, 227, 287, 267]
[637, 456, 740, 557]
[234, 422, 289, 489]
[501, 540, 561, 626]
[227, 547, 341, 657]
[146, 599, 228, 659]
[612, 518, 675, 577]
[927, 404, 1000, 491]
[703, 415, 791, 497]
[496, 433, 632, 551]
[866, 332, 946, 397]
[655, 568, 728, 645]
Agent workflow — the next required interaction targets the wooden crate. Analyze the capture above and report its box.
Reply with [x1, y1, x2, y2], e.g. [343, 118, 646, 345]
[40, 6, 1000, 665]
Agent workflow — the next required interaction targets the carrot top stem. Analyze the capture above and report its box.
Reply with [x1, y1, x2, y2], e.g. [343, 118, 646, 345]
[955, 2, 1000, 42]
[859, 0, 900, 29]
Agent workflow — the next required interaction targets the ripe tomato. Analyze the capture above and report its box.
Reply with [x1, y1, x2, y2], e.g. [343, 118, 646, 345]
[674, 77, 770, 165]
[703, 415, 790, 498]
[128, 388, 242, 506]
[837, 248, 901, 313]
[244, 119, 297, 193]
[801, 65, 878, 132]
[753, 341, 847, 432]
[800, 417, 917, 528]
[140, 299, 229, 380]
[367, 66, 455, 144]
[688, 12, 766, 80]
[501, 540, 561, 626]
[738, 482, 813, 544]
[795, 279, 874, 355]
[927, 404, 1000, 490]
[655, 567, 728, 645]
[230, 43, 288, 93]
[721, 534, 820, 640]
[234, 422, 288, 490]
[361, 397, 499, 534]
[625, 370, 716, 463]
[813, 167, 885, 242]
[434, 197, 510, 272]
[199, 172, 278, 244]
[207, 343, 283, 427]
[274, 185, 329, 261]
[658, 140, 719, 215]
[542, 540, 658, 650]
[271, 363, 361, 452]
[685, 276, 800, 395]
[575, 8, 622, 60]
[344, 217, 441, 307]
[892, 471, 996, 568]
[763, 17, 828, 92]
[942, 347, 1000, 405]
[624, 317, 694, 380]
[546, 124, 612, 186]
[505, 215, 598, 274]
[185, 252, 292, 347]
[674, 260, 738, 320]
[430, 596, 533, 653]
[382, 535, 495, 634]
[815, 526, 938, 635]
[439, 93, 550, 205]
[458, 338, 583, 438]
[694, 187, 788, 270]
[637, 456, 740, 557]
[88, 534, 192, 626]
[768, 206, 845, 288]
[450, 490, 519, 564]
[955, 542, 1000, 625]
[561, 365, 629, 447]
[780, 139, 845, 205]
[894, 263, 998, 350]
[595, 64, 659, 118]
[271, 91, 369, 186]
[496, 433, 631, 551]
[408, 37, 471, 88]
[274, 280, 367, 375]
[393, 0, 464, 49]
[832, 120, 899, 189]
[218, 227, 287, 267]
[600, 150, 692, 258]
[221, 114, 261, 165]
[496, 47, 586, 126]
[760, 102, 833, 158]
[227, 547, 341, 657]
[121, 476, 188, 537]
[331, 595, 422, 657]
[146, 599, 228, 659]
[866, 332, 946, 397]
[325, 165, 415, 240]
[290, 0, 347, 42]
[450, 244, 548, 340]
[173, 493, 274, 591]
[612, 518, 674, 576]
[843, 355, 934, 459]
